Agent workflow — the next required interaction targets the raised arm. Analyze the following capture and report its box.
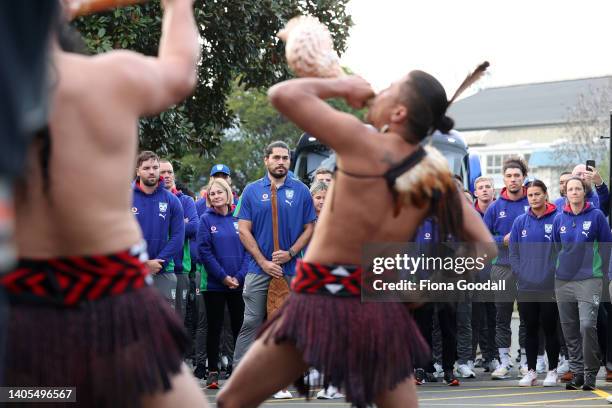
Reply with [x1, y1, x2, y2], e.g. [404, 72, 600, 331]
[101, 0, 200, 115]
[268, 77, 375, 155]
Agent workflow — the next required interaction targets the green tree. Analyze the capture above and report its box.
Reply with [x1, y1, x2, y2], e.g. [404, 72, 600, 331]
[177, 79, 366, 192]
[73, 0, 353, 158]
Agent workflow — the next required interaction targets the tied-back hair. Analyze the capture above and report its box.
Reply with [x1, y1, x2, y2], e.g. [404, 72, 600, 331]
[393, 62, 489, 242]
[525, 179, 548, 194]
[309, 181, 328, 196]
[400, 62, 489, 143]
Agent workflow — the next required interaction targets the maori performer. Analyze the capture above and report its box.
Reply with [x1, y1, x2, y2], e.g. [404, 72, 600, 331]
[218, 20, 496, 408]
[0, 0, 208, 407]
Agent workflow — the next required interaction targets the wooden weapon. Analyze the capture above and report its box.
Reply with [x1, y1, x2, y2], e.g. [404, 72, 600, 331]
[266, 183, 290, 317]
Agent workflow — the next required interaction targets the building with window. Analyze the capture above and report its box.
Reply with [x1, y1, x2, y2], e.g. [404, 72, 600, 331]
[448, 76, 612, 198]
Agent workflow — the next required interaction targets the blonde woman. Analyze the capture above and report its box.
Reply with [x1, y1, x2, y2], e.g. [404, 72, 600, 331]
[196, 178, 247, 389]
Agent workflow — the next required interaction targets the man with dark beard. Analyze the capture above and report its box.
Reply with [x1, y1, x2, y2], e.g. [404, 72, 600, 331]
[232, 141, 316, 398]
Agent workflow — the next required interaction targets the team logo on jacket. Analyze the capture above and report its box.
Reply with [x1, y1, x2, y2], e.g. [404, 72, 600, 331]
[521, 229, 527, 238]
[211, 225, 218, 233]
[560, 226, 567, 234]
[261, 193, 269, 201]
[131, 207, 139, 214]
[583, 221, 592, 231]
[544, 224, 553, 234]
[424, 232, 432, 240]
[499, 211, 506, 218]
[285, 189, 295, 200]
[159, 202, 168, 212]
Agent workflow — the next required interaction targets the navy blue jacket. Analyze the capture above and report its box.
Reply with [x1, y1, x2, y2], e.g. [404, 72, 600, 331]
[195, 198, 207, 218]
[168, 190, 198, 273]
[132, 180, 184, 273]
[483, 188, 529, 266]
[197, 207, 248, 292]
[553, 203, 612, 281]
[509, 203, 557, 291]
[596, 183, 610, 217]
[474, 200, 494, 281]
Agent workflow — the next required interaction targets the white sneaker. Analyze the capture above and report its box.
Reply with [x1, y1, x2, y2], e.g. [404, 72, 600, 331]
[456, 363, 476, 378]
[306, 369, 320, 386]
[519, 369, 538, 387]
[536, 355, 547, 374]
[488, 359, 500, 372]
[557, 357, 570, 375]
[467, 360, 475, 371]
[492, 364, 510, 379]
[543, 369, 558, 387]
[519, 364, 529, 377]
[273, 390, 293, 399]
[316, 386, 344, 400]
[433, 362, 444, 378]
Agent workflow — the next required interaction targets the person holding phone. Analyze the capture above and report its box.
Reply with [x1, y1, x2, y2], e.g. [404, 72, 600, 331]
[566, 162, 606, 210]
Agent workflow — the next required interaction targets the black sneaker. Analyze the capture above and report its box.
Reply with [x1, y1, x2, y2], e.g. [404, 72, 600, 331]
[582, 373, 596, 391]
[206, 371, 220, 390]
[566, 374, 585, 390]
[443, 371, 460, 386]
[193, 364, 207, 380]
[224, 364, 233, 380]
[415, 368, 426, 385]
[425, 372, 438, 383]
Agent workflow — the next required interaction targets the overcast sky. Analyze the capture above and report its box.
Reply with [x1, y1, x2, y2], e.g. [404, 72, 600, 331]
[341, 0, 612, 94]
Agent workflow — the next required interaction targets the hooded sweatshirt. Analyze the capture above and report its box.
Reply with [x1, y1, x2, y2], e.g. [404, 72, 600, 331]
[132, 180, 185, 273]
[509, 203, 557, 291]
[483, 187, 529, 266]
[197, 207, 249, 292]
[553, 202, 612, 281]
[166, 189, 198, 274]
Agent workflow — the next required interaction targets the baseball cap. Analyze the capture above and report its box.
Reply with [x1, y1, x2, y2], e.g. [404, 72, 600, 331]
[210, 164, 231, 177]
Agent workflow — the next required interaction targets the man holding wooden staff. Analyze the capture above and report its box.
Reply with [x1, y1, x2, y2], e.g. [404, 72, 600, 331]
[232, 141, 316, 398]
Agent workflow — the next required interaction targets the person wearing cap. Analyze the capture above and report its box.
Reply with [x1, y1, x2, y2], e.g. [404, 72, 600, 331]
[196, 164, 238, 218]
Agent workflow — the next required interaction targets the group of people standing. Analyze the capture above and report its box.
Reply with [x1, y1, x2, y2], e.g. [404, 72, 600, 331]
[413, 155, 612, 392]
[131, 141, 334, 398]
[6, 0, 608, 406]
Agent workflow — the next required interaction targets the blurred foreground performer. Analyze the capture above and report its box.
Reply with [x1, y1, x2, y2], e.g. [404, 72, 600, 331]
[0, 1, 209, 407]
[0, 2, 59, 272]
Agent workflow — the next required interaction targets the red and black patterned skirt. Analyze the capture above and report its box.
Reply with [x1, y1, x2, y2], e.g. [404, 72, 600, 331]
[258, 259, 429, 408]
[0, 243, 189, 408]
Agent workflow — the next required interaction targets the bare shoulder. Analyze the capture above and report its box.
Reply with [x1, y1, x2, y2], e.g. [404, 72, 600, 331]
[82, 50, 193, 116]
[58, 50, 152, 104]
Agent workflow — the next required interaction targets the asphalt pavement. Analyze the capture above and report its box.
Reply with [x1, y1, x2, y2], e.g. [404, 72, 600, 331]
[201, 313, 612, 407]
